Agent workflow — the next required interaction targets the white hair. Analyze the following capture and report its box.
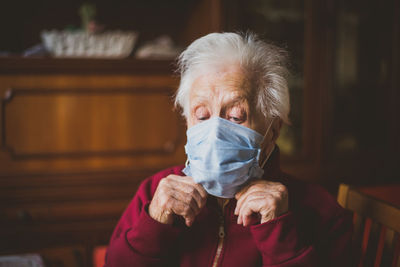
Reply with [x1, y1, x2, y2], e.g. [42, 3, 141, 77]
[174, 32, 290, 124]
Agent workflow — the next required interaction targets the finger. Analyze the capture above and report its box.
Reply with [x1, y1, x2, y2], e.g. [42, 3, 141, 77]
[235, 186, 263, 215]
[171, 188, 201, 215]
[168, 196, 195, 217]
[163, 176, 208, 226]
[242, 209, 254, 227]
[237, 194, 253, 225]
[168, 195, 196, 222]
[193, 182, 208, 200]
[240, 196, 265, 226]
[178, 175, 208, 200]
[237, 194, 265, 225]
[260, 212, 275, 224]
[258, 200, 277, 223]
[168, 180, 206, 212]
[179, 184, 207, 209]
[235, 182, 253, 200]
[235, 187, 252, 215]
[168, 176, 208, 205]
[235, 181, 281, 215]
[240, 202, 256, 227]
[153, 178, 204, 226]
[237, 213, 243, 225]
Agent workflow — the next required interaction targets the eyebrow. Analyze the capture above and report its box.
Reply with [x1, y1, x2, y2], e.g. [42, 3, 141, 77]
[190, 94, 210, 105]
[224, 96, 248, 108]
[191, 92, 249, 106]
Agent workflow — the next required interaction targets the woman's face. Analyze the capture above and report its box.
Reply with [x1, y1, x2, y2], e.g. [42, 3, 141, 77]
[187, 65, 262, 132]
[186, 65, 281, 163]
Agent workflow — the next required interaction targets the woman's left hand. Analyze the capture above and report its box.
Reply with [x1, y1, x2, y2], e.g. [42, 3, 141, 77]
[234, 180, 288, 226]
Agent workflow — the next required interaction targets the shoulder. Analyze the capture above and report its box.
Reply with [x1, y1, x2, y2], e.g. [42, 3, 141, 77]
[301, 182, 344, 218]
[282, 175, 348, 224]
[137, 165, 185, 198]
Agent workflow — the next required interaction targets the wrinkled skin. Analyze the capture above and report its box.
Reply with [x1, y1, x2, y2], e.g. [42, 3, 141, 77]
[149, 65, 288, 227]
[149, 175, 207, 227]
[235, 180, 288, 226]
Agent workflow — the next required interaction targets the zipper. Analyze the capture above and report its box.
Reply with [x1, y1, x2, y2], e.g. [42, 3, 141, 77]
[211, 199, 229, 267]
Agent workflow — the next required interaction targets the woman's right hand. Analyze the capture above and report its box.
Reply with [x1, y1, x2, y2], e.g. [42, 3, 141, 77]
[149, 175, 207, 227]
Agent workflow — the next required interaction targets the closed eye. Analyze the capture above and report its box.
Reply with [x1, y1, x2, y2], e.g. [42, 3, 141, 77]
[198, 116, 209, 121]
[229, 116, 242, 122]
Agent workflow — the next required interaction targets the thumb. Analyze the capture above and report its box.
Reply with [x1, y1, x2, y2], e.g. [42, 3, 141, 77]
[235, 184, 250, 200]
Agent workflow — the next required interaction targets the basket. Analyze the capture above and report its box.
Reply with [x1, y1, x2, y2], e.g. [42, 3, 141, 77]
[41, 30, 138, 58]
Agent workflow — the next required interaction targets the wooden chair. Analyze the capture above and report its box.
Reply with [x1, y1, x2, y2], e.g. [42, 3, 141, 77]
[337, 184, 400, 267]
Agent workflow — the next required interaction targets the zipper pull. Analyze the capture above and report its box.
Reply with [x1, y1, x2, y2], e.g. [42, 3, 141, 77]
[219, 225, 225, 238]
[217, 198, 228, 239]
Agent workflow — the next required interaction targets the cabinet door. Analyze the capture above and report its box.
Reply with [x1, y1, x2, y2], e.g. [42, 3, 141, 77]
[0, 72, 185, 175]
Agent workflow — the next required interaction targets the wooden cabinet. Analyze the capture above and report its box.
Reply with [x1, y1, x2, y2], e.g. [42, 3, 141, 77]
[0, 58, 185, 266]
[0, 59, 185, 172]
[0, 0, 228, 264]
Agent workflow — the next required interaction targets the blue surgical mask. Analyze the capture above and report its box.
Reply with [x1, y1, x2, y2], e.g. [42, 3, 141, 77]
[182, 117, 274, 198]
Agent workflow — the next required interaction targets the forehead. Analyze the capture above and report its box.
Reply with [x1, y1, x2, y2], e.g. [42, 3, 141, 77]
[189, 66, 251, 102]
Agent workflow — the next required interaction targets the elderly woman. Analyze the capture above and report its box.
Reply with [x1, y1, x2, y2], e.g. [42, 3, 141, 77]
[105, 32, 352, 267]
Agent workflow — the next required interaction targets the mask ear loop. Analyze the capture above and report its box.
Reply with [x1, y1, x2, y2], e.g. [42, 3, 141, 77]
[259, 118, 275, 169]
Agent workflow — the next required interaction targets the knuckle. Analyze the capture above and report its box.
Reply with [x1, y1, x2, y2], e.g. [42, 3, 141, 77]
[188, 186, 195, 195]
[265, 195, 276, 206]
[158, 180, 165, 187]
[276, 184, 287, 193]
[272, 191, 282, 200]
[159, 195, 170, 208]
[275, 195, 283, 204]
[243, 207, 253, 216]
[159, 178, 169, 187]
[158, 184, 166, 193]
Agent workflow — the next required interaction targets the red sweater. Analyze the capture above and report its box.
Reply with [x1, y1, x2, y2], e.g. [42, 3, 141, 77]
[105, 152, 353, 266]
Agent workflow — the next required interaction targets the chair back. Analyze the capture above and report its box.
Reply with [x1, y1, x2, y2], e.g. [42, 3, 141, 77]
[337, 184, 400, 267]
